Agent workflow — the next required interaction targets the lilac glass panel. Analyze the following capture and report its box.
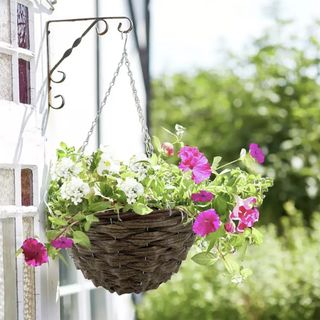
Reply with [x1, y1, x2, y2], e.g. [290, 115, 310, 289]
[21, 169, 33, 206]
[18, 59, 31, 104]
[17, 3, 30, 49]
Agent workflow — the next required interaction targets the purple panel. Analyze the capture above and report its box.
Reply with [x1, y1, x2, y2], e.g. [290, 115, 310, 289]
[18, 59, 31, 104]
[21, 168, 33, 206]
[17, 3, 30, 49]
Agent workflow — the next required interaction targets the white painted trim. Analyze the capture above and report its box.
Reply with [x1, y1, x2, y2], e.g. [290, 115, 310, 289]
[0, 207, 38, 218]
[59, 281, 95, 297]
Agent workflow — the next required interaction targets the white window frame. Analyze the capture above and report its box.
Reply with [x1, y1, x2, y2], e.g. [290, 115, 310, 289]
[0, 0, 35, 106]
[0, 164, 40, 319]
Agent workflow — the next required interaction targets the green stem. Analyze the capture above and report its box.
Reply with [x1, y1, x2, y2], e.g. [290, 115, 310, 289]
[216, 158, 241, 170]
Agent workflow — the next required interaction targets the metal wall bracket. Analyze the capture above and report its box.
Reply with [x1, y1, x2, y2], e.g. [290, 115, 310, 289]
[46, 17, 133, 110]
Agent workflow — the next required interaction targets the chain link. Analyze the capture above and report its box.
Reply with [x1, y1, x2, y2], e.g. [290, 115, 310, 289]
[123, 49, 154, 157]
[79, 35, 154, 157]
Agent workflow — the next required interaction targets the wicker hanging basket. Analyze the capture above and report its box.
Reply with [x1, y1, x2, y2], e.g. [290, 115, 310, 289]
[71, 209, 195, 294]
[67, 25, 196, 294]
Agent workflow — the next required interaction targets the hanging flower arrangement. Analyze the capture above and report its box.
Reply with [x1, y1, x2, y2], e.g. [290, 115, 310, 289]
[18, 125, 272, 290]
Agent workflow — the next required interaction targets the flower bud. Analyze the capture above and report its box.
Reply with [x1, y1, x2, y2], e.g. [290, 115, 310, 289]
[161, 142, 174, 157]
[224, 219, 236, 233]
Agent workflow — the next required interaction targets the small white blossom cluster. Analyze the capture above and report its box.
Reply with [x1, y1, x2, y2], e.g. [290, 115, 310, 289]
[117, 177, 144, 204]
[51, 158, 81, 180]
[60, 177, 90, 205]
[97, 152, 121, 176]
[129, 156, 148, 181]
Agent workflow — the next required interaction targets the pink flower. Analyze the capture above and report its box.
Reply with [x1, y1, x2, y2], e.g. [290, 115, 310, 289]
[249, 143, 265, 164]
[230, 197, 260, 232]
[21, 238, 48, 267]
[178, 146, 212, 184]
[51, 236, 74, 249]
[191, 190, 214, 203]
[161, 142, 174, 156]
[192, 209, 221, 237]
[224, 219, 236, 233]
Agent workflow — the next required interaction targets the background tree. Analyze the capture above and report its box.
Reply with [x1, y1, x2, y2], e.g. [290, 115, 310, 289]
[151, 21, 320, 223]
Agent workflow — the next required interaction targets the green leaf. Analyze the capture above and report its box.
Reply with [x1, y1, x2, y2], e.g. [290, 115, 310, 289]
[213, 194, 231, 216]
[73, 212, 86, 221]
[88, 201, 110, 213]
[240, 267, 253, 279]
[153, 136, 162, 152]
[84, 214, 99, 231]
[46, 230, 61, 241]
[191, 252, 218, 266]
[99, 183, 113, 197]
[223, 254, 239, 274]
[16, 248, 23, 257]
[212, 156, 222, 170]
[132, 203, 153, 215]
[48, 216, 68, 226]
[251, 227, 264, 245]
[72, 231, 90, 248]
[205, 227, 225, 252]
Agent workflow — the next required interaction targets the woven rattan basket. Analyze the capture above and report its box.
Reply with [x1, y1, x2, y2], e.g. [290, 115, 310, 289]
[71, 209, 195, 294]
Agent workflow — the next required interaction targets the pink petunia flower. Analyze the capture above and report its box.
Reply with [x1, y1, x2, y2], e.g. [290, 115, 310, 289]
[224, 219, 236, 233]
[249, 143, 265, 164]
[161, 142, 174, 157]
[191, 190, 214, 203]
[192, 209, 221, 237]
[51, 236, 74, 249]
[230, 197, 260, 233]
[21, 238, 49, 267]
[178, 146, 212, 184]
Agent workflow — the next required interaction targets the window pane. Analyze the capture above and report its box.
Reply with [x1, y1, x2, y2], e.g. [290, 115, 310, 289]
[0, 54, 13, 101]
[21, 169, 33, 206]
[18, 59, 31, 104]
[90, 289, 107, 320]
[59, 251, 77, 286]
[17, 3, 30, 49]
[60, 294, 79, 320]
[0, 0, 11, 43]
[0, 169, 15, 205]
[23, 217, 36, 320]
[0, 219, 18, 319]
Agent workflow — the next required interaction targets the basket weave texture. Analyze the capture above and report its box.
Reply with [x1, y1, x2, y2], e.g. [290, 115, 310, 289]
[71, 209, 195, 295]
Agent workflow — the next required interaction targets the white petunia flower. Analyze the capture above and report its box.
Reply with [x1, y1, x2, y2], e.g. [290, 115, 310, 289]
[51, 157, 81, 180]
[97, 152, 121, 176]
[117, 177, 144, 204]
[60, 177, 90, 205]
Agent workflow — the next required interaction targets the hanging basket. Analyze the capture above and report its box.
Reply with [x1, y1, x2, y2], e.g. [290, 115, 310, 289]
[71, 209, 195, 294]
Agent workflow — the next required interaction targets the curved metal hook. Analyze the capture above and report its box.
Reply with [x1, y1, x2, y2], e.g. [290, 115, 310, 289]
[117, 18, 133, 34]
[50, 94, 65, 110]
[95, 19, 109, 36]
[50, 70, 66, 84]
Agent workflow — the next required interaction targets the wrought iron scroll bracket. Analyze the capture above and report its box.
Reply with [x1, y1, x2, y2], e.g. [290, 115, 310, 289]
[46, 16, 133, 110]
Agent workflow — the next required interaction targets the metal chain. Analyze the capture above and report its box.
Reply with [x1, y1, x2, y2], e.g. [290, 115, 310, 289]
[79, 35, 154, 157]
[123, 49, 154, 157]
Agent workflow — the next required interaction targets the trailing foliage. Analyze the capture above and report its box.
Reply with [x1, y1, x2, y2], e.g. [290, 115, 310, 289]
[137, 208, 320, 320]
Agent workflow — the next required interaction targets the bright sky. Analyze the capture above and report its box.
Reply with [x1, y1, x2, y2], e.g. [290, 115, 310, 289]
[150, 0, 320, 76]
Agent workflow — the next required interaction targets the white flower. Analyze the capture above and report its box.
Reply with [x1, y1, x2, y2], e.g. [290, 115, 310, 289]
[117, 177, 144, 204]
[51, 157, 81, 180]
[175, 124, 186, 138]
[97, 153, 121, 176]
[60, 177, 90, 205]
[129, 155, 148, 181]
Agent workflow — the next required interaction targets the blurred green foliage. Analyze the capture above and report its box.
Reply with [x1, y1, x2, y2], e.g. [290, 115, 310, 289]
[151, 22, 320, 222]
[137, 206, 320, 320]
